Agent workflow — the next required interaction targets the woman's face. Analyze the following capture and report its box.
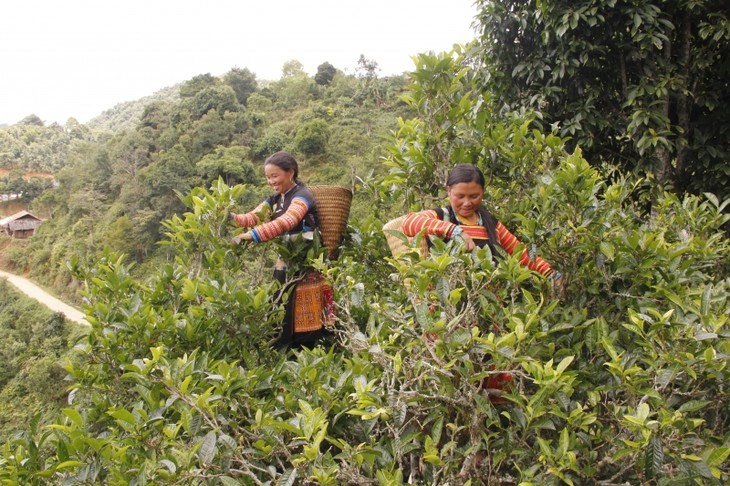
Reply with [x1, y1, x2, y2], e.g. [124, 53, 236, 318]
[447, 181, 484, 219]
[265, 163, 295, 194]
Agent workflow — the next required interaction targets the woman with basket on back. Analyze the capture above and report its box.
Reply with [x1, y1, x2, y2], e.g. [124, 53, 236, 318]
[230, 151, 349, 350]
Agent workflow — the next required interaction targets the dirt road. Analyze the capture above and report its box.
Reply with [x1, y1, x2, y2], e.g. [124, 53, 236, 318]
[0, 270, 88, 326]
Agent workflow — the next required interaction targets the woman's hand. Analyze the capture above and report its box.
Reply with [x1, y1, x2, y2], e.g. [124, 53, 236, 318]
[231, 232, 254, 245]
[549, 271, 565, 298]
[454, 232, 476, 252]
[451, 226, 476, 252]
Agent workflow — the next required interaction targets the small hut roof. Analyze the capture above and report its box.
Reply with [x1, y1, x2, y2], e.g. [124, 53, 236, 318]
[0, 210, 43, 227]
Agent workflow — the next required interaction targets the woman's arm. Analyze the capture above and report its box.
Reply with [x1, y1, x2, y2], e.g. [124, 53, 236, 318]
[402, 210, 458, 239]
[248, 197, 311, 242]
[496, 222, 554, 276]
[231, 201, 268, 228]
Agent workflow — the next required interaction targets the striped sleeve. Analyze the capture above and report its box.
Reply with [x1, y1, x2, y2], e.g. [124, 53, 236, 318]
[402, 210, 458, 239]
[496, 222, 554, 276]
[232, 201, 267, 228]
[250, 197, 310, 242]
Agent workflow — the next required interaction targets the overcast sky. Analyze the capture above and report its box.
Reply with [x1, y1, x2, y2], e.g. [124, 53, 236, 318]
[1, 0, 479, 126]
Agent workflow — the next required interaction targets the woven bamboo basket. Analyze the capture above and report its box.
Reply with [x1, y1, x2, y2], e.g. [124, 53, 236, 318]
[382, 215, 429, 257]
[309, 185, 353, 259]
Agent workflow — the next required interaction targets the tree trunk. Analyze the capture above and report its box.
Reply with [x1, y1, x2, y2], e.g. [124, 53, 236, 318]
[674, 14, 693, 193]
[655, 30, 674, 188]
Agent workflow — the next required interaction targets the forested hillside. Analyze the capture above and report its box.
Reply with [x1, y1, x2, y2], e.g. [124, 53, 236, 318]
[0, 115, 96, 173]
[1, 1, 728, 484]
[86, 85, 182, 134]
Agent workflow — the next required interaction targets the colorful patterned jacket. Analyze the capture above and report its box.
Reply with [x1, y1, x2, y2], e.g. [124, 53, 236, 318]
[402, 206, 554, 276]
[232, 183, 318, 243]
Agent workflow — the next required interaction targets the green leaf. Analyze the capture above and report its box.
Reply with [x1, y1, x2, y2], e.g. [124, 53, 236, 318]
[218, 433, 237, 451]
[435, 277, 450, 304]
[179, 375, 193, 394]
[599, 241, 615, 260]
[189, 414, 203, 435]
[601, 337, 619, 361]
[181, 279, 198, 301]
[198, 431, 217, 464]
[448, 288, 464, 305]
[644, 436, 663, 480]
[277, 468, 298, 486]
[700, 286, 711, 315]
[559, 427, 570, 457]
[62, 408, 83, 429]
[706, 447, 730, 467]
[158, 459, 176, 473]
[556, 356, 574, 375]
[695, 332, 718, 341]
[351, 282, 364, 308]
[704, 192, 719, 208]
[55, 460, 84, 471]
[678, 400, 712, 413]
[394, 351, 402, 375]
[108, 409, 137, 426]
[431, 416, 444, 444]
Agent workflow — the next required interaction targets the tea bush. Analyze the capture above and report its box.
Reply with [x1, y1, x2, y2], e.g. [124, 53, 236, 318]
[0, 148, 727, 485]
[1, 50, 728, 485]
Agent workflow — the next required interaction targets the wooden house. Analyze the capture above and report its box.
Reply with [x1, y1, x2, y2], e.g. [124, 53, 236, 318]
[0, 210, 43, 238]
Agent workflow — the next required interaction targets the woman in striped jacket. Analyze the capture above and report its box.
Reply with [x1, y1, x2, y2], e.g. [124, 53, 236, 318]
[402, 163, 561, 403]
[402, 164, 559, 280]
[230, 151, 332, 349]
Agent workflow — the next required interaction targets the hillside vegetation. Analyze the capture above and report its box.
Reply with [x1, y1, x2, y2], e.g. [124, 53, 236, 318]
[0, 278, 86, 442]
[86, 85, 182, 134]
[1, 2, 729, 484]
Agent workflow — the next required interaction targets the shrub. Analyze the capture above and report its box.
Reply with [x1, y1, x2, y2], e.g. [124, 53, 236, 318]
[1, 162, 727, 484]
[1, 49, 728, 486]
[3, 245, 29, 272]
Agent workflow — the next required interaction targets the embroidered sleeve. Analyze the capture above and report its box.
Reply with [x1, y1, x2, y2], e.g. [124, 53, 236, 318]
[232, 201, 268, 228]
[250, 197, 311, 242]
[402, 210, 458, 239]
[496, 222, 554, 276]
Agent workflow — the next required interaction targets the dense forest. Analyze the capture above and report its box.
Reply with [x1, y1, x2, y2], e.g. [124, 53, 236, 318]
[1, 1, 728, 484]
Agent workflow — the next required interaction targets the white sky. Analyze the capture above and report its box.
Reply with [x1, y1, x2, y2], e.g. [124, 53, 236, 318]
[1, 0, 479, 125]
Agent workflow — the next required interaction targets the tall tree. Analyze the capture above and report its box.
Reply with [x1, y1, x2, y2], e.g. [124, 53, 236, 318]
[314, 62, 337, 86]
[474, 0, 730, 199]
[107, 131, 152, 194]
[223, 67, 258, 106]
[196, 145, 258, 185]
[282, 59, 306, 78]
[179, 73, 218, 98]
[294, 118, 330, 156]
[18, 115, 44, 127]
[355, 55, 386, 105]
[187, 85, 240, 120]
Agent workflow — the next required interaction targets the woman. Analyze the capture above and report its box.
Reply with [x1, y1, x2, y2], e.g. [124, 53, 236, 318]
[230, 151, 332, 349]
[402, 164, 559, 280]
[402, 164, 560, 404]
